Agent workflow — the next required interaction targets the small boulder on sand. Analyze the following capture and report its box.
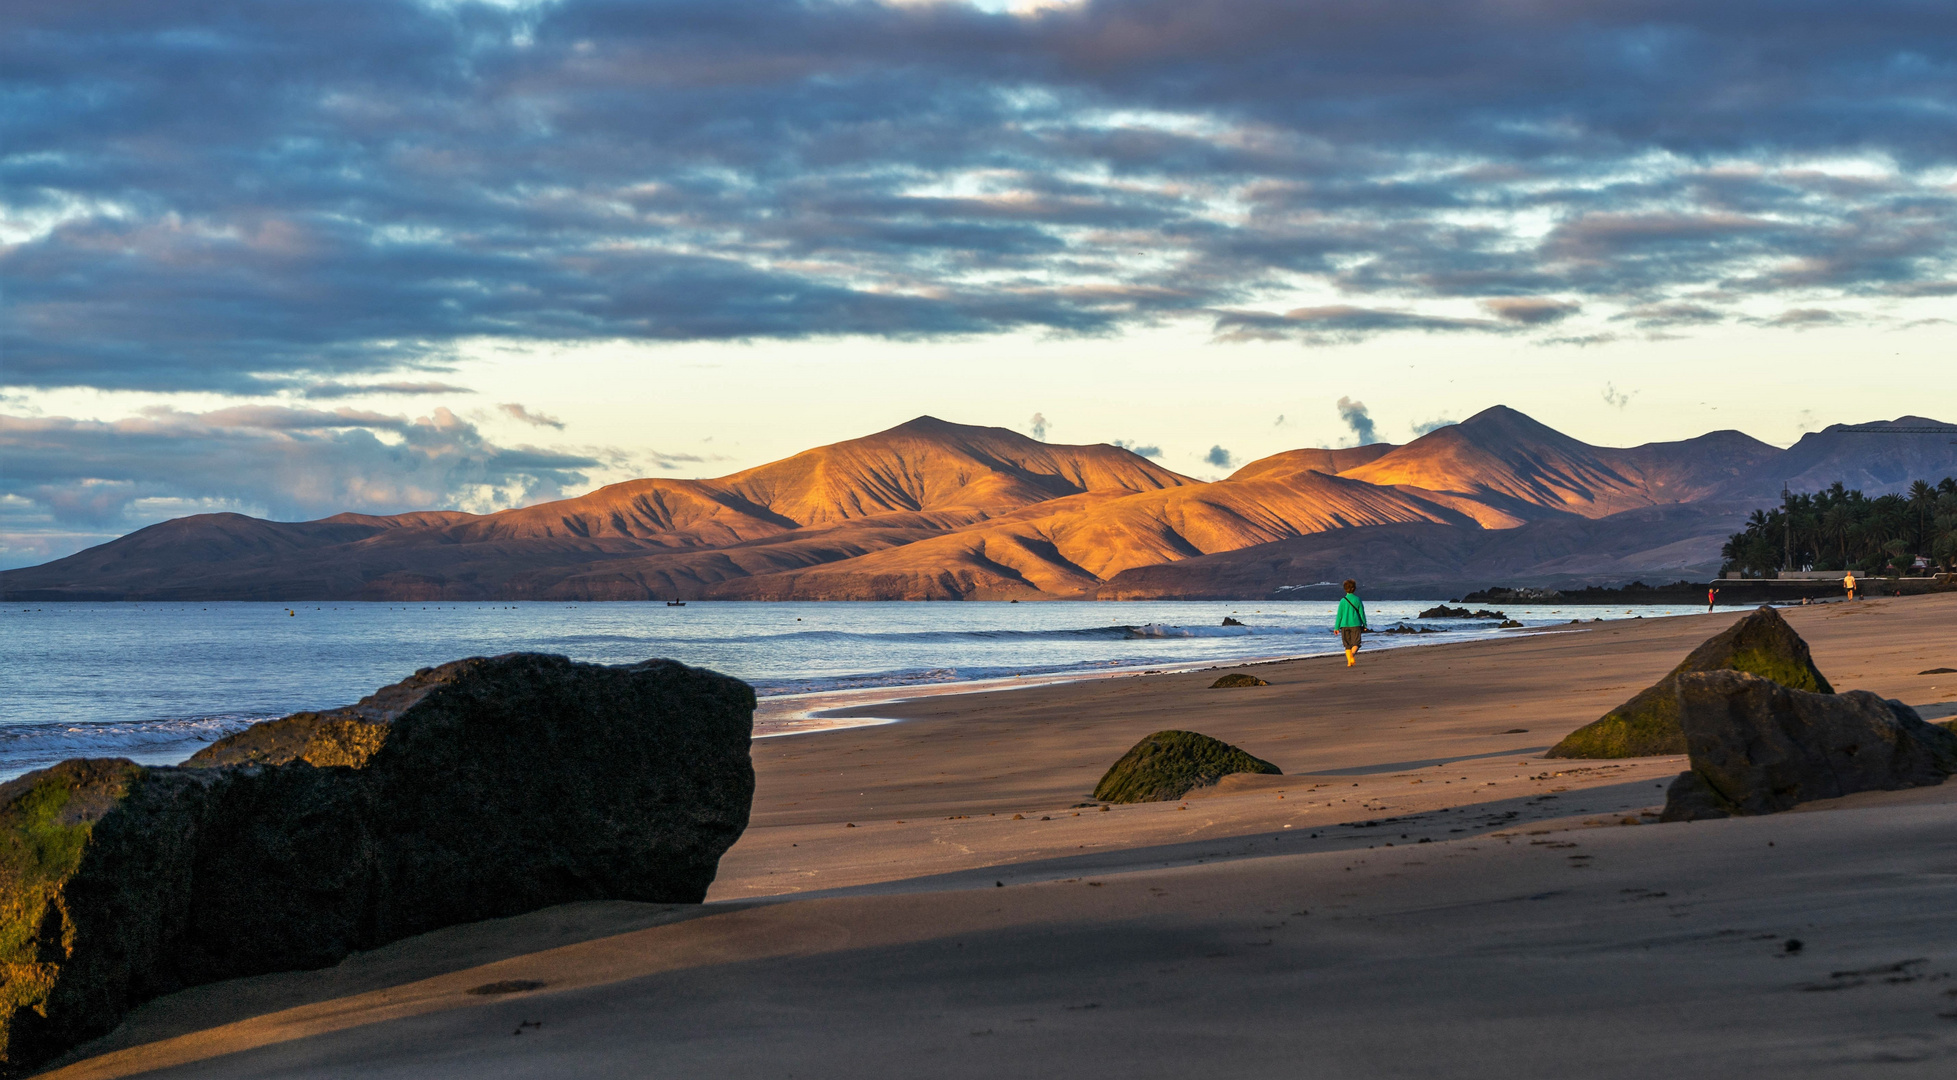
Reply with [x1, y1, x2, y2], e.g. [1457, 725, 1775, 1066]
[1549, 606, 1831, 759]
[1661, 669, 1957, 820]
[1210, 673, 1268, 688]
[1092, 731, 1280, 803]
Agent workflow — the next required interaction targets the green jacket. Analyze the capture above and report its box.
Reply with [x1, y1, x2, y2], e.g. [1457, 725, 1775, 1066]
[1335, 594, 1367, 629]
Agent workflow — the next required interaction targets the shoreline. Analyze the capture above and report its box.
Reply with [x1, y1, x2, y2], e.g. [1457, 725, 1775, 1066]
[751, 615, 1607, 738]
[41, 593, 1957, 1079]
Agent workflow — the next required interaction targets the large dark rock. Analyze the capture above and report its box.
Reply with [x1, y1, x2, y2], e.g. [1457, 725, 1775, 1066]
[0, 654, 753, 1076]
[1092, 730, 1280, 803]
[1548, 606, 1832, 758]
[1660, 670, 1957, 821]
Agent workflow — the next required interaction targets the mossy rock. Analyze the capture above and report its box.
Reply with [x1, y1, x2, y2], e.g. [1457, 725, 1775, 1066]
[1092, 730, 1280, 803]
[1210, 673, 1268, 688]
[0, 654, 755, 1076]
[1549, 606, 1833, 759]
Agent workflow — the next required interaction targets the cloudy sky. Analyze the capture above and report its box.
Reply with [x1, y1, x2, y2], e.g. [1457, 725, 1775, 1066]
[5, 0, 1956, 567]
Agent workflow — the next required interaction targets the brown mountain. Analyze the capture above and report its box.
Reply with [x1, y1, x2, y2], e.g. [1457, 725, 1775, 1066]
[4, 408, 1945, 601]
[1338, 406, 1778, 519]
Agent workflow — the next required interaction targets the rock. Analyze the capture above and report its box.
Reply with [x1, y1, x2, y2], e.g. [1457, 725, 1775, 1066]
[1417, 605, 1505, 619]
[0, 653, 753, 1076]
[1497, 619, 1524, 628]
[1548, 606, 1832, 759]
[1660, 670, 1957, 821]
[1091, 731, 1280, 803]
[1220, 617, 1245, 627]
[1209, 673, 1268, 688]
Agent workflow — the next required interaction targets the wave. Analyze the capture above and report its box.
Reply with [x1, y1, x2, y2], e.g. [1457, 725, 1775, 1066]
[1124, 622, 1325, 639]
[593, 625, 1152, 647]
[747, 655, 1202, 697]
[580, 622, 1344, 648]
[0, 714, 270, 779]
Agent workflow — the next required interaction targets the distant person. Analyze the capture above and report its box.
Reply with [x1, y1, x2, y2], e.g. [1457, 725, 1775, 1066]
[1707, 586, 1718, 612]
[1336, 579, 1368, 667]
[1843, 571, 1856, 601]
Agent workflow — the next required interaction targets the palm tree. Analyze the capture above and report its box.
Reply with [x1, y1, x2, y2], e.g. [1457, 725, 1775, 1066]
[1909, 480, 1937, 550]
[1820, 505, 1852, 568]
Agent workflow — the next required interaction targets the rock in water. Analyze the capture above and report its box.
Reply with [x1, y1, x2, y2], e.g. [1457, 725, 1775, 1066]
[1661, 670, 1957, 821]
[1092, 731, 1280, 803]
[1210, 673, 1268, 688]
[1547, 606, 1832, 758]
[0, 654, 753, 1076]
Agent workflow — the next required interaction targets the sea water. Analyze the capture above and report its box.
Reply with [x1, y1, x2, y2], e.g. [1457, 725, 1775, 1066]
[0, 599, 1703, 779]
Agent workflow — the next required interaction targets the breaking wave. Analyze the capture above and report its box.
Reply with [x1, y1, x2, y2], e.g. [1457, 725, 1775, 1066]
[0, 715, 270, 778]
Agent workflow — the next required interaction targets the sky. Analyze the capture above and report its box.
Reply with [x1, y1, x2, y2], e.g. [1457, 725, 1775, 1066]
[5, 0, 1957, 568]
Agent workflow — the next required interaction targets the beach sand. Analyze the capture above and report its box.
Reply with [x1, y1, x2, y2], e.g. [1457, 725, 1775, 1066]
[42, 595, 1957, 1078]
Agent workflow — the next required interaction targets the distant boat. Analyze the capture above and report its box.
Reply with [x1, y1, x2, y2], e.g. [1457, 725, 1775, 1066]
[666, 601, 686, 607]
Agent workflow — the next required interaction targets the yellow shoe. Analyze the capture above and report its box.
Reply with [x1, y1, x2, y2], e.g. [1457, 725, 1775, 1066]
[1345, 649, 1356, 667]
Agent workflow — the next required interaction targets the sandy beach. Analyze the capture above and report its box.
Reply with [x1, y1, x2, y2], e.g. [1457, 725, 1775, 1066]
[42, 595, 1957, 1078]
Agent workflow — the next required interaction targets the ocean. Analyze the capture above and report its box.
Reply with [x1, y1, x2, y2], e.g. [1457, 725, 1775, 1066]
[0, 599, 1704, 779]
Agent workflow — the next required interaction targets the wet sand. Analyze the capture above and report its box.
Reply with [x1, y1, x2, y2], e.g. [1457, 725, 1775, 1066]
[43, 594, 1957, 1078]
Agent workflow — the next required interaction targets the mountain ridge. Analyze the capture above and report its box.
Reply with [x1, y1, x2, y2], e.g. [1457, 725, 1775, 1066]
[6, 408, 1953, 601]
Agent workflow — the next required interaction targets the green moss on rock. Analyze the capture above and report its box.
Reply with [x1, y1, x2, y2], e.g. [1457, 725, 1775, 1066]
[1549, 606, 1834, 759]
[0, 654, 755, 1077]
[1092, 730, 1280, 803]
[1210, 673, 1268, 688]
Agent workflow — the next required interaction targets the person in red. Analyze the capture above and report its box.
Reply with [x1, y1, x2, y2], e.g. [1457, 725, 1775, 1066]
[1707, 586, 1718, 612]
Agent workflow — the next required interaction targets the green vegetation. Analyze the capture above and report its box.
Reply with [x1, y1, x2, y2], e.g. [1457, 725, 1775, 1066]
[1548, 606, 1831, 759]
[1721, 477, 1957, 577]
[0, 761, 144, 1063]
[1725, 645, 1831, 694]
[1209, 673, 1268, 688]
[1092, 730, 1281, 803]
[1549, 708, 1685, 759]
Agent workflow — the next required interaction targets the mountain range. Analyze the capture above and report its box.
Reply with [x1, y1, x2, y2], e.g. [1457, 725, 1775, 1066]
[6, 407, 1954, 601]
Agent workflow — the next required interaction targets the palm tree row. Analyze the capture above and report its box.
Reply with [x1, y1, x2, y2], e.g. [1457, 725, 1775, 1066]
[1720, 478, 1957, 578]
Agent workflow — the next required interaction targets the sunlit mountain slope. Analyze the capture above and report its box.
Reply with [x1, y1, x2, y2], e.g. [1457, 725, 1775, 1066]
[4, 409, 1945, 601]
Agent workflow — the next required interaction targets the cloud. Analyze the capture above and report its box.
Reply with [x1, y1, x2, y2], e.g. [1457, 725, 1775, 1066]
[1336, 396, 1379, 446]
[1213, 306, 1501, 345]
[498, 403, 566, 430]
[1539, 332, 1619, 347]
[301, 381, 473, 399]
[0, 405, 620, 567]
[1411, 417, 1456, 437]
[5, 1, 1957, 393]
[1112, 439, 1162, 458]
[1602, 383, 1635, 409]
[1029, 412, 1049, 441]
[1482, 298, 1580, 325]
[1763, 308, 1843, 328]
[1612, 302, 1725, 328]
[1204, 445, 1234, 469]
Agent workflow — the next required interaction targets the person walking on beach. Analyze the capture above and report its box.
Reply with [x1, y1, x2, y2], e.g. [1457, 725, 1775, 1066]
[1336, 579, 1368, 667]
[1843, 571, 1857, 601]
[1707, 586, 1718, 612]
